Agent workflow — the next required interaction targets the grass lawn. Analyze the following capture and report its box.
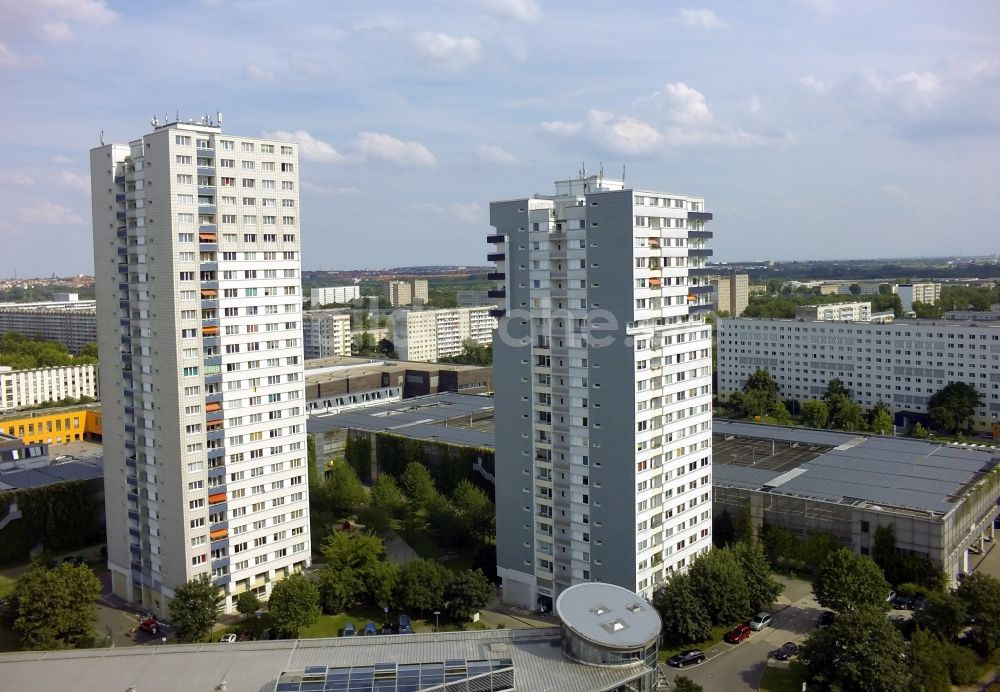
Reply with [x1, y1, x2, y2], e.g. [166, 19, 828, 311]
[658, 625, 729, 661]
[759, 662, 808, 692]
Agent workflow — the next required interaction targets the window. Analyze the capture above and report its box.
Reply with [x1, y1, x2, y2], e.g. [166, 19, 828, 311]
[282, 181, 294, 190]
[281, 163, 294, 172]
[176, 155, 192, 164]
[176, 135, 192, 145]
[177, 174, 193, 185]
[242, 142, 255, 152]
[281, 145, 293, 155]
[242, 178, 255, 188]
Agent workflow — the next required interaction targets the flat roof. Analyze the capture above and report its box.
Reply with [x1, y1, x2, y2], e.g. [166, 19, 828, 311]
[0, 456, 103, 491]
[713, 421, 999, 516]
[556, 583, 661, 649]
[0, 629, 651, 692]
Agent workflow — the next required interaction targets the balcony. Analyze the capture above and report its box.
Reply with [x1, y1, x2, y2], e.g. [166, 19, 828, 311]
[116, 211, 126, 221]
[487, 289, 506, 299]
[487, 272, 506, 281]
[487, 252, 506, 262]
[199, 223, 218, 233]
[198, 204, 217, 215]
[114, 175, 125, 184]
[688, 267, 715, 277]
[486, 234, 505, 243]
[115, 193, 126, 202]
[688, 285, 713, 295]
[197, 146, 215, 157]
[197, 166, 215, 177]
[687, 211, 713, 221]
[199, 231, 218, 244]
[209, 528, 229, 542]
[688, 229, 713, 239]
[116, 227, 127, 239]
[688, 248, 713, 258]
[197, 185, 214, 196]
[208, 492, 227, 506]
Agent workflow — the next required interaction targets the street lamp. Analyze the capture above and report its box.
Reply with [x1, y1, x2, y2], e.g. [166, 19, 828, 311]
[384, 606, 389, 632]
[433, 610, 440, 631]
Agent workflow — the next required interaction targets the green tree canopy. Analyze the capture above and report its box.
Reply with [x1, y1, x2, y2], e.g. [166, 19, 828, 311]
[828, 393, 865, 431]
[799, 400, 829, 428]
[367, 560, 400, 610]
[268, 573, 321, 638]
[168, 575, 224, 642]
[400, 462, 437, 509]
[11, 563, 102, 649]
[914, 591, 968, 643]
[321, 459, 367, 518]
[395, 559, 452, 616]
[955, 571, 1000, 655]
[813, 548, 890, 613]
[0, 332, 98, 370]
[317, 531, 385, 613]
[438, 339, 493, 366]
[443, 569, 493, 620]
[906, 627, 951, 692]
[741, 368, 779, 416]
[801, 606, 908, 692]
[927, 382, 984, 434]
[687, 548, 751, 626]
[673, 677, 704, 692]
[729, 541, 783, 613]
[653, 572, 712, 645]
[870, 405, 894, 436]
[236, 591, 261, 617]
[452, 480, 495, 541]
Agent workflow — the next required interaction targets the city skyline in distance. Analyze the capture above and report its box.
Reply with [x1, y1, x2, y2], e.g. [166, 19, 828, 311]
[1, 1, 998, 277]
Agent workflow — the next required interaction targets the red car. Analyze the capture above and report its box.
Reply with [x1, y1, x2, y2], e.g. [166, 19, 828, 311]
[724, 623, 752, 644]
[139, 616, 159, 635]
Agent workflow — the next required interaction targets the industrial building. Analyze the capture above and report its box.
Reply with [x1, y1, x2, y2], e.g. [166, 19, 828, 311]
[712, 420, 998, 584]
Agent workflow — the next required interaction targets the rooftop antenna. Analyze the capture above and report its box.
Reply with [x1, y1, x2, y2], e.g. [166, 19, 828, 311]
[622, 164, 626, 185]
[217, 111, 223, 126]
[99, 130, 104, 145]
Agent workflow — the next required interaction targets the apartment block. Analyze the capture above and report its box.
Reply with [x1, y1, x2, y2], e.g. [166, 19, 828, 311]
[711, 273, 749, 317]
[898, 283, 942, 312]
[0, 300, 97, 353]
[457, 290, 500, 307]
[90, 118, 310, 616]
[385, 279, 428, 307]
[794, 301, 871, 322]
[309, 285, 360, 306]
[303, 310, 352, 359]
[391, 307, 496, 362]
[0, 364, 98, 412]
[717, 318, 1000, 431]
[490, 175, 714, 609]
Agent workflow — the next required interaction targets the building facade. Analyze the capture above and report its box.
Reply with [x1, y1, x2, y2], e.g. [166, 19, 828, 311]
[490, 176, 714, 609]
[309, 285, 359, 306]
[794, 301, 871, 322]
[90, 118, 310, 616]
[385, 279, 428, 307]
[711, 272, 749, 317]
[1, 405, 102, 445]
[303, 310, 352, 359]
[717, 318, 1000, 431]
[0, 364, 97, 412]
[457, 289, 500, 307]
[0, 300, 97, 353]
[392, 307, 496, 361]
[898, 283, 942, 312]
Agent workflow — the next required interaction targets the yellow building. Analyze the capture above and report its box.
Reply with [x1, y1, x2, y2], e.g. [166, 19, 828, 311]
[0, 406, 102, 446]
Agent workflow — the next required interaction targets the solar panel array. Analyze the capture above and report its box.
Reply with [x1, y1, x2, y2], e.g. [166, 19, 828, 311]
[0, 457, 103, 491]
[274, 659, 514, 692]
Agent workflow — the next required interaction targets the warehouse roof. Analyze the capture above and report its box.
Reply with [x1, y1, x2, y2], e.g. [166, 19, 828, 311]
[713, 422, 999, 516]
[0, 456, 103, 491]
[0, 628, 652, 692]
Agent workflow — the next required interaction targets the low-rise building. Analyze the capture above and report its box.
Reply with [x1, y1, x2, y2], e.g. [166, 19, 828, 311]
[944, 305, 1000, 321]
[392, 307, 496, 361]
[0, 364, 98, 413]
[0, 405, 102, 445]
[303, 310, 353, 359]
[793, 301, 871, 322]
[0, 300, 97, 354]
[309, 285, 360, 306]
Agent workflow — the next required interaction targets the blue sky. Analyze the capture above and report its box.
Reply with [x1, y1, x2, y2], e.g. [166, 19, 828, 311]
[0, 0, 998, 276]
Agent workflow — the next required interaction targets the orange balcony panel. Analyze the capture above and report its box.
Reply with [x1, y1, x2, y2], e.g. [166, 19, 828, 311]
[206, 421, 223, 431]
[210, 528, 228, 540]
[199, 232, 217, 242]
[208, 492, 227, 504]
[648, 278, 662, 287]
[202, 325, 219, 336]
[205, 402, 222, 413]
[201, 289, 217, 298]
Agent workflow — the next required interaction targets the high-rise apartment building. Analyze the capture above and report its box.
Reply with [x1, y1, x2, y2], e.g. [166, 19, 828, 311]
[0, 364, 98, 412]
[303, 310, 353, 359]
[310, 285, 360, 306]
[490, 176, 714, 609]
[385, 279, 428, 307]
[0, 300, 97, 353]
[90, 118, 310, 616]
[391, 306, 496, 361]
[711, 272, 749, 317]
[897, 283, 941, 312]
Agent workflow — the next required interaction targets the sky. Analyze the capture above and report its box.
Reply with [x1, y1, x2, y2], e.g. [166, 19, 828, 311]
[0, 0, 998, 277]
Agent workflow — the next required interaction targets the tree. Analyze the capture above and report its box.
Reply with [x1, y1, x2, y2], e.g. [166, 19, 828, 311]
[741, 368, 779, 417]
[367, 560, 400, 609]
[673, 677, 703, 692]
[168, 575, 224, 642]
[828, 393, 865, 431]
[870, 407, 894, 436]
[799, 400, 829, 428]
[11, 563, 102, 649]
[801, 606, 908, 692]
[444, 569, 493, 620]
[912, 422, 930, 439]
[956, 571, 1000, 655]
[849, 282, 861, 295]
[376, 338, 398, 359]
[771, 400, 791, 424]
[400, 462, 437, 509]
[351, 331, 377, 356]
[396, 559, 451, 616]
[730, 541, 783, 613]
[907, 628, 951, 692]
[452, 480, 495, 541]
[268, 573, 320, 637]
[361, 474, 407, 535]
[236, 591, 261, 618]
[812, 548, 890, 613]
[318, 531, 385, 613]
[687, 548, 750, 626]
[425, 490, 466, 547]
[927, 382, 984, 434]
[653, 573, 712, 645]
[913, 591, 967, 642]
[823, 378, 850, 402]
[871, 525, 899, 585]
[323, 459, 367, 518]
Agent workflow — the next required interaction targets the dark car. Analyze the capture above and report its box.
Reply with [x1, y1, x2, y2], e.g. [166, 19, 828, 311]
[260, 628, 273, 640]
[911, 594, 928, 611]
[238, 628, 254, 641]
[364, 622, 377, 636]
[773, 642, 799, 661]
[818, 611, 835, 628]
[668, 650, 706, 667]
[398, 614, 413, 634]
[891, 593, 913, 610]
[342, 623, 357, 637]
[724, 624, 752, 644]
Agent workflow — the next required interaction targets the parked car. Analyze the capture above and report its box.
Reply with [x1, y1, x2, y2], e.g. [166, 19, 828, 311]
[891, 593, 913, 610]
[260, 628, 272, 640]
[220, 633, 237, 643]
[818, 611, 835, 628]
[398, 614, 413, 634]
[724, 624, 752, 644]
[364, 622, 377, 636]
[239, 628, 254, 641]
[911, 594, 928, 611]
[773, 642, 799, 661]
[342, 623, 357, 637]
[139, 616, 159, 635]
[886, 590, 896, 603]
[668, 650, 706, 668]
[749, 612, 772, 631]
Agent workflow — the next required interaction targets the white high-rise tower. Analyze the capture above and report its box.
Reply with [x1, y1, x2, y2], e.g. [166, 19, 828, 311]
[490, 175, 714, 609]
[90, 117, 310, 615]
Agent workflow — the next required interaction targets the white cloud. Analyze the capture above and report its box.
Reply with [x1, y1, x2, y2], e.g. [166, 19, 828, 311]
[476, 144, 517, 163]
[55, 171, 89, 190]
[244, 63, 274, 82]
[541, 111, 662, 155]
[674, 9, 727, 29]
[36, 0, 116, 25]
[647, 82, 714, 125]
[20, 202, 83, 225]
[288, 57, 331, 79]
[0, 42, 18, 67]
[415, 202, 484, 223]
[41, 21, 73, 41]
[352, 132, 437, 167]
[797, 0, 839, 15]
[0, 172, 34, 185]
[412, 32, 482, 70]
[540, 120, 584, 136]
[745, 95, 763, 116]
[798, 75, 829, 94]
[479, 0, 542, 23]
[51, 155, 73, 164]
[262, 130, 350, 163]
